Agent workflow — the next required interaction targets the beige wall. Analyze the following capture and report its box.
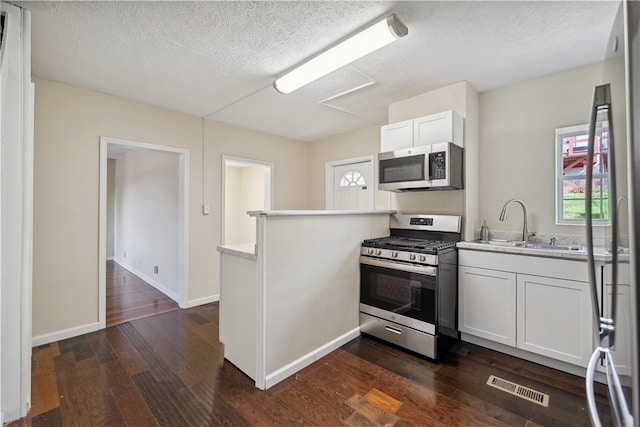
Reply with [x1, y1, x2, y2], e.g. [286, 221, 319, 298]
[309, 82, 479, 239]
[31, 58, 621, 339]
[32, 78, 310, 339]
[478, 60, 623, 238]
[387, 82, 479, 241]
[309, 125, 391, 210]
[239, 165, 267, 243]
[224, 164, 269, 245]
[224, 166, 242, 244]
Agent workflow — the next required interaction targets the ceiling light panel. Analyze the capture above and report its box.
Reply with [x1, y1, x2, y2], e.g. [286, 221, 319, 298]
[274, 14, 408, 94]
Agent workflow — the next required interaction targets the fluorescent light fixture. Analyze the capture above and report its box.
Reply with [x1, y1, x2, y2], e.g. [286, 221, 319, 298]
[273, 14, 408, 94]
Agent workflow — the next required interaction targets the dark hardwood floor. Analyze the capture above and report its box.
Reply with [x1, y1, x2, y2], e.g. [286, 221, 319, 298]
[106, 260, 179, 327]
[14, 303, 613, 426]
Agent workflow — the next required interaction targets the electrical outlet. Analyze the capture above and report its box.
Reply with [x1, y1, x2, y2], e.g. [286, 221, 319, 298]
[203, 204, 210, 215]
[154, 265, 159, 274]
[123, 250, 127, 257]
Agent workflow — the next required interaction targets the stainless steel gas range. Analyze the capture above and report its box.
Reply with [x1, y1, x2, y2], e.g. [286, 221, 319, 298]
[359, 214, 461, 359]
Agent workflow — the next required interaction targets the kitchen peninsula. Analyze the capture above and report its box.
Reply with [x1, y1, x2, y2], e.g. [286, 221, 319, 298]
[217, 210, 393, 389]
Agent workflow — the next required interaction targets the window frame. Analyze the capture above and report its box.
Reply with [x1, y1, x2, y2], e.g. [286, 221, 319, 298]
[555, 124, 610, 226]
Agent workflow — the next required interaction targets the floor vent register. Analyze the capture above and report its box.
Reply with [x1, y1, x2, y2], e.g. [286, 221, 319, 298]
[486, 375, 550, 407]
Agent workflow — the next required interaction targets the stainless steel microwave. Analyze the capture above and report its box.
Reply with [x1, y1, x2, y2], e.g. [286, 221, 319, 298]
[378, 142, 463, 191]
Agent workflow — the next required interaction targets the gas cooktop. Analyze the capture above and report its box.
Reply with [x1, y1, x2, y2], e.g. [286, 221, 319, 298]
[362, 236, 457, 253]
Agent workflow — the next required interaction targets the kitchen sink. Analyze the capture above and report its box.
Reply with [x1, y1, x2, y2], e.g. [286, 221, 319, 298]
[478, 240, 584, 252]
[483, 240, 521, 247]
[520, 243, 584, 252]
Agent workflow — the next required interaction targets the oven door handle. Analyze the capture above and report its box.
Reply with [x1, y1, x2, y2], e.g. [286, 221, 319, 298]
[360, 256, 437, 276]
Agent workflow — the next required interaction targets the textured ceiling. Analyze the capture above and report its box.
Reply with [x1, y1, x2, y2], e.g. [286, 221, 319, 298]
[18, 1, 620, 142]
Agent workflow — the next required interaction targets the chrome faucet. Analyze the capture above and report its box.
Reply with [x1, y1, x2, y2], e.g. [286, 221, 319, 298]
[499, 199, 531, 243]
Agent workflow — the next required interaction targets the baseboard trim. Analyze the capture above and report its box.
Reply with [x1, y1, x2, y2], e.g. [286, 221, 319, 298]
[113, 257, 179, 302]
[106, 256, 114, 261]
[264, 327, 360, 389]
[32, 322, 101, 347]
[183, 294, 219, 309]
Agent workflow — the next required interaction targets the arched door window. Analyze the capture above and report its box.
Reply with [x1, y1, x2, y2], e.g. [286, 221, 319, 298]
[339, 170, 366, 187]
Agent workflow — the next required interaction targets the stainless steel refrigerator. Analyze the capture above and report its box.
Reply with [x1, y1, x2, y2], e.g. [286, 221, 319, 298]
[585, 1, 640, 425]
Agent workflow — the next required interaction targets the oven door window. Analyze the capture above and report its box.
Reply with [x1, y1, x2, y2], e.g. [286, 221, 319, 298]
[360, 262, 436, 325]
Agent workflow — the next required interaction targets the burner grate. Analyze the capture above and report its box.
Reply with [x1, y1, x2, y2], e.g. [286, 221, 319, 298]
[362, 236, 456, 253]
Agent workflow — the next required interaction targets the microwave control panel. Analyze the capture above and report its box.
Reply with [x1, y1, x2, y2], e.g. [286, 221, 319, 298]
[430, 151, 447, 180]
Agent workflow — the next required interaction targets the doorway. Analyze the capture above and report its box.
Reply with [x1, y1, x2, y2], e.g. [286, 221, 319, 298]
[325, 156, 374, 210]
[99, 137, 189, 329]
[222, 156, 273, 246]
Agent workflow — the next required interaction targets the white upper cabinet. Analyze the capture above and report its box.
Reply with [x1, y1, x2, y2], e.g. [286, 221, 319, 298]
[414, 110, 464, 147]
[380, 120, 413, 152]
[381, 110, 464, 152]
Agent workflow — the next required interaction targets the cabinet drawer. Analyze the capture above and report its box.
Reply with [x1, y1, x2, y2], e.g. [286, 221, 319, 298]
[360, 312, 435, 359]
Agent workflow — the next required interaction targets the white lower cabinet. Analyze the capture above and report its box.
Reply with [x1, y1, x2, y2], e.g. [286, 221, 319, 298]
[459, 266, 516, 346]
[458, 249, 595, 369]
[516, 274, 592, 366]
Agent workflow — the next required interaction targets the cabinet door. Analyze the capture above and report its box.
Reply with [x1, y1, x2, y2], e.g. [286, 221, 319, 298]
[517, 275, 593, 367]
[413, 111, 453, 146]
[459, 266, 516, 346]
[381, 120, 413, 152]
[599, 263, 632, 376]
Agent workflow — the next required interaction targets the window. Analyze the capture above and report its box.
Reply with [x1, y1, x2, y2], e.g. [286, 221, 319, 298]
[339, 170, 366, 187]
[555, 124, 609, 225]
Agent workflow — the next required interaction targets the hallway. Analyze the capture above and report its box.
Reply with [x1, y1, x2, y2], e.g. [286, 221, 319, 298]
[106, 260, 179, 327]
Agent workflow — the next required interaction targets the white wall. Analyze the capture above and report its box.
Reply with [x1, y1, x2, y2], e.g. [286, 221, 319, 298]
[113, 149, 180, 299]
[0, 3, 33, 422]
[106, 159, 115, 258]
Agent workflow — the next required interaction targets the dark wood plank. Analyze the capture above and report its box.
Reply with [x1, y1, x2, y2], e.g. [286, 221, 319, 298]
[54, 351, 126, 426]
[14, 302, 617, 427]
[131, 370, 189, 427]
[30, 344, 61, 418]
[106, 260, 178, 327]
[101, 359, 159, 427]
[31, 407, 63, 427]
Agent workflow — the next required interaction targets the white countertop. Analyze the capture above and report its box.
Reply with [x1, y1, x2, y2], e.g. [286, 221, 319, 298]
[457, 240, 627, 262]
[248, 209, 396, 217]
[217, 243, 257, 261]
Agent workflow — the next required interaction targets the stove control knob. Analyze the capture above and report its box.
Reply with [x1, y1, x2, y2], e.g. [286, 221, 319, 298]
[419, 255, 426, 262]
[391, 251, 398, 258]
[367, 248, 374, 255]
[375, 249, 382, 256]
[409, 254, 416, 261]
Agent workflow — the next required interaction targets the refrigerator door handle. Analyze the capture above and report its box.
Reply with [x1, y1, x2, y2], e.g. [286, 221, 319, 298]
[585, 83, 632, 427]
[586, 83, 619, 347]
